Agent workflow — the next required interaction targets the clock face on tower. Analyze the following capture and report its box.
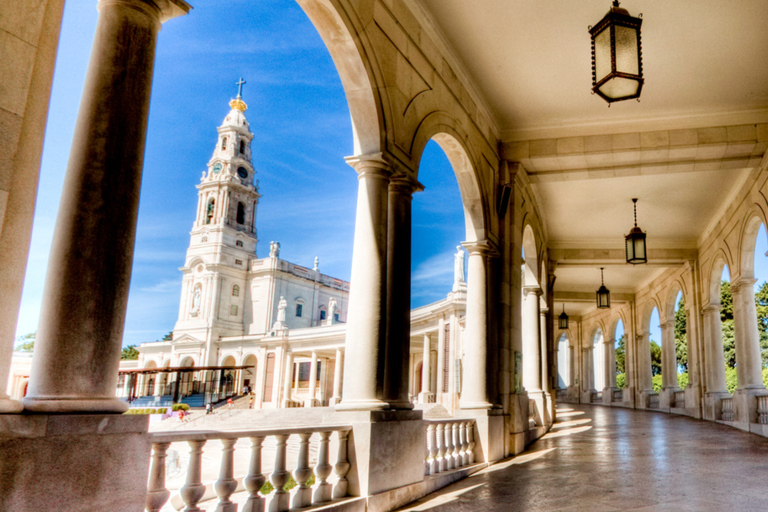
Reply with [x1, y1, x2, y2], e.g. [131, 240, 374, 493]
[237, 166, 248, 179]
[212, 162, 222, 174]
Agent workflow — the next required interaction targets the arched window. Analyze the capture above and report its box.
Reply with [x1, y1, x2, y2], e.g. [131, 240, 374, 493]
[239, 140, 245, 154]
[221, 136, 227, 150]
[206, 198, 215, 224]
[232, 285, 240, 297]
[237, 202, 245, 225]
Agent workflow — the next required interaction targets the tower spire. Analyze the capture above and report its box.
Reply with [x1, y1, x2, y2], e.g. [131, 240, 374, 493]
[229, 77, 247, 112]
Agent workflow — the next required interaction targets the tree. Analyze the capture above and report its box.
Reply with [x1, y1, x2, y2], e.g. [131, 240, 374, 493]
[720, 281, 736, 369]
[14, 332, 35, 352]
[615, 335, 626, 375]
[674, 297, 688, 372]
[121, 345, 139, 360]
[754, 281, 768, 367]
[161, 331, 173, 341]
[649, 340, 662, 376]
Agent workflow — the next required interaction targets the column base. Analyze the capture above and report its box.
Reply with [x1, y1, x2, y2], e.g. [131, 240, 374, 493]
[335, 398, 390, 411]
[459, 399, 493, 410]
[0, 397, 23, 413]
[385, 400, 415, 410]
[702, 391, 730, 421]
[461, 408, 506, 463]
[22, 396, 128, 413]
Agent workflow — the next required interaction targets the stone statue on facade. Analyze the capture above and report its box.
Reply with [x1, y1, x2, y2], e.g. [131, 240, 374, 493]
[328, 297, 338, 322]
[453, 245, 466, 292]
[269, 241, 281, 258]
[273, 295, 288, 331]
[191, 286, 201, 315]
[313, 256, 319, 271]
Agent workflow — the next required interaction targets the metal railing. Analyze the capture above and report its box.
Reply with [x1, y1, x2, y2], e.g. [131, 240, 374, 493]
[146, 425, 351, 512]
[758, 396, 768, 424]
[721, 397, 734, 421]
[424, 420, 476, 476]
[674, 391, 685, 408]
[648, 393, 659, 409]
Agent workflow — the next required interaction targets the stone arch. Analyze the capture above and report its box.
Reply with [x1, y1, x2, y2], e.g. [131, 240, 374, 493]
[522, 223, 540, 287]
[641, 298, 662, 335]
[556, 331, 571, 389]
[411, 122, 488, 242]
[607, 314, 626, 344]
[664, 281, 686, 323]
[242, 353, 258, 392]
[179, 356, 195, 368]
[708, 250, 732, 306]
[296, 0, 383, 155]
[220, 355, 236, 367]
[738, 205, 768, 280]
[143, 360, 157, 369]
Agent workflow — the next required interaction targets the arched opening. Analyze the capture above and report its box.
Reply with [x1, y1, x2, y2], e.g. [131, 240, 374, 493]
[673, 291, 688, 389]
[236, 202, 245, 225]
[221, 355, 237, 399]
[205, 198, 215, 225]
[242, 354, 258, 398]
[521, 225, 543, 396]
[178, 356, 195, 399]
[221, 136, 227, 151]
[593, 328, 605, 391]
[239, 139, 245, 154]
[755, 224, 768, 386]
[742, 218, 768, 391]
[557, 332, 570, 389]
[142, 360, 157, 397]
[648, 307, 662, 392]
[720, 264, 736, 393]
[614, 319, 626, 389]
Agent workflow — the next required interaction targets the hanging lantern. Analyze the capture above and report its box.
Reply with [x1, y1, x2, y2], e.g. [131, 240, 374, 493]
[625, 198, 647, 264]
[596, 267, 611, 309]
[589, 0, 644, 104]
[558, 304, 569, 330]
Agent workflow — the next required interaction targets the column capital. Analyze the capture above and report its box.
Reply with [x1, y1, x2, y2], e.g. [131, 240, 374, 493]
[523, 285, 543, 297]
[99, 0, 191, 23]
[345, 153, 395, 178]
[701, 303, 721, 314]
[461, 239, 500, 258]
[540, 307, 549, 315]
[731, 277, 757, 292]
[389, 174, 424, 195]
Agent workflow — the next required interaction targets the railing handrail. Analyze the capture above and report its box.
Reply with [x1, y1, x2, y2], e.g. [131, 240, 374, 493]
[424, 418, 476, 425]
[151, 424, 351, 443]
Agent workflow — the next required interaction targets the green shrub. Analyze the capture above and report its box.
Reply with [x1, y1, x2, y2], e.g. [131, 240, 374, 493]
[677, 372, 689, 389]
[725, 367, 738, 394]
[616, 373, 626, 389]
[172, 403, 190, 412]
[763, 368, 768, 389]
[258, 474, 316, 495]
[652, 374, 663, 393]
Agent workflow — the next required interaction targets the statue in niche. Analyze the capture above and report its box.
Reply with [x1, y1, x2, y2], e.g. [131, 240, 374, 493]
[328, 297, 338, 320]
[191, 286, 202, 315]
[276, 296, 287, 324]
[453, 245, 466, 291]
[269, 241, 281, 258]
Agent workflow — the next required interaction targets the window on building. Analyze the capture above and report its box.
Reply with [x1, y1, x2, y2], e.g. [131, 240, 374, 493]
[230, 305, 238, 316]
[236, 240, 243, 247]
[296, 303, 303, 317]
[235, 259, 242, 266]
[232, 285, 239, 297]
[239, 140, 245, 154]
[320, 309, 326, 320]
[201, 236, 208, 243]
[237, 202, 245, 224]
[334, 313, 339, 322]
[221, 136, 227, 150]
[205, 199, 215, 224]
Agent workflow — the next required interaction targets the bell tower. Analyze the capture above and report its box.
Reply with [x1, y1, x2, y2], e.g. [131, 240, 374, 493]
[173, 79, 260, 358]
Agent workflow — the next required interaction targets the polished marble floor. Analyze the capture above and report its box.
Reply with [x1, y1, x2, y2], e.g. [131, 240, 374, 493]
[398, 404, 768, 512]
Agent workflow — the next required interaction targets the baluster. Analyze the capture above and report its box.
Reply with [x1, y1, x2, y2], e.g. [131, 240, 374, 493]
[214, 438, 238, 512]
[267, 434, 290, 512]
[451, 423, 461, 468]
[467, 421, 475, 464]
[424, 424, 430, 476]
[180, 440, 206, 512]
[146, 441, 171, 512]
[312, 431, 333, 504]
[459, 422, 468, 467]
[291, 432, 313, 508]
[436, 423, 446, 473]
[242, 436, 266, 512]
[427, 423, 438, 475]
[444, 423, 454, 470]
[332, 430, 351, 499]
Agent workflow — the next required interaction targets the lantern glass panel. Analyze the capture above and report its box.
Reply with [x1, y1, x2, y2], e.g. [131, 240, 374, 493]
[615, 25, 639, 74]
[559, 313, 569, 330]
[633, 236, 646, 261]
[599, 77, 639, 100]
[594, 27, 611, 82]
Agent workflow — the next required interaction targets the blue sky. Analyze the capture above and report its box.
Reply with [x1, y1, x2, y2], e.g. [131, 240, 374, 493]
[16, 1, 465, 346]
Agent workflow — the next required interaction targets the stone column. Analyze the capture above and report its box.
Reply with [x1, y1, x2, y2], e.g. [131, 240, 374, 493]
[282, 352, 294, 408]
[331, 348, 343, 406]
[636, 333, 653, 392]
[306, 351, 318, 407]
[436, 317, 446, 395]
[419, 334, 432, 403]
[539, 307, 549, 392]
[522, 287, 542, 393]
[383, 175, 422, 410]
[731, 278, 764, 389]
[701, 305, 728, 393]
[604, 338, 616, 389]
[660, 321, 677, 389]
[337, 155, 392, 411]
[459, 241, 493, 409]
[23, 0, 189, 413]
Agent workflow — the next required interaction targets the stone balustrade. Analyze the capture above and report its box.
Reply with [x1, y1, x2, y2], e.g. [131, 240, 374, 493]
[721, 397, 735, 421]
[674, 391, 685, 408]
[591, 392, 601, 403]
[612, 390, 623, 402]
[146, 425, 351, 512]
[758, 396, 768, 424]
[648, 394, 659, 409]
[424, 420, 476, 476]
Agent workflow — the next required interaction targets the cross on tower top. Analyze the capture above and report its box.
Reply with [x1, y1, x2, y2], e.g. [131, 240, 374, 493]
[236, 77, 246, 99]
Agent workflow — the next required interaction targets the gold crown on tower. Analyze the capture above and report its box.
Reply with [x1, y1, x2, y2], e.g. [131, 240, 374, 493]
[230, 77, 248, 112]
